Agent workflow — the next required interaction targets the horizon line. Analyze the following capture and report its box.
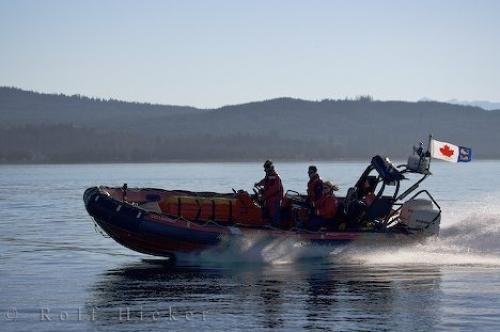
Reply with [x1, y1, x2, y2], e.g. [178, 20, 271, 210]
[1, 85, 498, 111]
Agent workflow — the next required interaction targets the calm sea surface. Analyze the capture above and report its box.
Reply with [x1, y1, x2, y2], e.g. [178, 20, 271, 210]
[1, 161, 500, 331]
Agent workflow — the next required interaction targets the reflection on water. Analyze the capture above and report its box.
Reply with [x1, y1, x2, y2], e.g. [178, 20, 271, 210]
[2, 162, 500, 331]
[87, 260, 442, 330]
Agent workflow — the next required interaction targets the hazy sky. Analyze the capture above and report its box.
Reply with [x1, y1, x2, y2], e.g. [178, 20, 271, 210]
[1, 0, 499, 107]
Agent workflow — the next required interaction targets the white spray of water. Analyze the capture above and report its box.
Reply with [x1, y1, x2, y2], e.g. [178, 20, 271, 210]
[335, 193, 500, 266]
[178, 193, 500, 267]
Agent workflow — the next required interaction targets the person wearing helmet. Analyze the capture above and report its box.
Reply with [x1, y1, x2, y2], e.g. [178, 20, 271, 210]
[254, 160, 284, 228]
[307, 165, 324, 208]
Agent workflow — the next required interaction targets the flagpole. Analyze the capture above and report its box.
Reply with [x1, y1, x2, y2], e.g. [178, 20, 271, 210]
[427, 133, 433, 172]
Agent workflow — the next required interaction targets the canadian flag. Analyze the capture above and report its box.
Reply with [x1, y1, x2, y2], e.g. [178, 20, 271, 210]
[430, 139, 472, 163]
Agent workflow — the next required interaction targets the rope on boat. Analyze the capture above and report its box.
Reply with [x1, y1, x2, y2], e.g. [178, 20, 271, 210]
[91, 217, 110, 238]
[168, 212, 325, 234]
[202, 220, 224, 227]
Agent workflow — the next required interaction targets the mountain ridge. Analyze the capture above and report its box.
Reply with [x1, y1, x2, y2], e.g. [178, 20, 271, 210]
[1, 87, 499, 163]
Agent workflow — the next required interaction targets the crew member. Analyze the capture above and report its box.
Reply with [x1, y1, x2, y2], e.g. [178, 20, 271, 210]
[361, 177, 377, 207]
[307, 165, 324, 208]
[315, 181, 339, 219]
[307, 181, 339, 231]
[345, 176, 378, 230]
[254, 160, 284, 227]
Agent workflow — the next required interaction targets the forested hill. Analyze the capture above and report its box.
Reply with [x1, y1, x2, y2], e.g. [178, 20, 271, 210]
[1, 87, 499, 163]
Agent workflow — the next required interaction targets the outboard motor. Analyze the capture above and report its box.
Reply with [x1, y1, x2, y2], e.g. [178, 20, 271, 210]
[406, 141, 431, 174]
[399, 199, 440, 237]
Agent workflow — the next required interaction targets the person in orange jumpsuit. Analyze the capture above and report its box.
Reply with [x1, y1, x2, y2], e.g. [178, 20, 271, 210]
[307, 181, 339, 230]
[254, 160, 284, 227]
[315, 181, 339, 219]
[307, 165, 324, 208]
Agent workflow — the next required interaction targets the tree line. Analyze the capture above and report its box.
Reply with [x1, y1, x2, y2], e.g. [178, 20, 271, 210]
[1, 87, 499, 163]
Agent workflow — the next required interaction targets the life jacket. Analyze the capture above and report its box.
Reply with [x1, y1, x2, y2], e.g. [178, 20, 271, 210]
[315, 193, 338, 219]
[260, 171, 284, 204]
[307, 174, 323, 205]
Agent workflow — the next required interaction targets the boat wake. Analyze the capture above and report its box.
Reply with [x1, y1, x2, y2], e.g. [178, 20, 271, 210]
[343, 197, 500, 267]
[177, 198, 500, 267]
[331, 195, 500, 266]
[336, 218, 500, 267]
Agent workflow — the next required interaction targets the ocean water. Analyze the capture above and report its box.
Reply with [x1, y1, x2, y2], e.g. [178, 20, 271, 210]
[1, 161, 500, 331]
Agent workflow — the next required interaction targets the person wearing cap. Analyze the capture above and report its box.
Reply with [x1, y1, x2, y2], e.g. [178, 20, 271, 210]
[307, 165, 324, 208]
[254, 160, 284, 227]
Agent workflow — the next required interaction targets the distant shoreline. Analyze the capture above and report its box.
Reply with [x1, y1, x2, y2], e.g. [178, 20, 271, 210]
[0, 158, 372, 166]
[0, 158, 496, 166]
[2, 87, 499, 163]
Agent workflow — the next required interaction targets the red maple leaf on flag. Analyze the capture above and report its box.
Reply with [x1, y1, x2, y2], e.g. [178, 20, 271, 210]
[440, 144, 454, 157]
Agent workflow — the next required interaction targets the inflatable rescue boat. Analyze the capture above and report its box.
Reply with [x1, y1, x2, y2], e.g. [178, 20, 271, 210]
[83, 142, 442, 259]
